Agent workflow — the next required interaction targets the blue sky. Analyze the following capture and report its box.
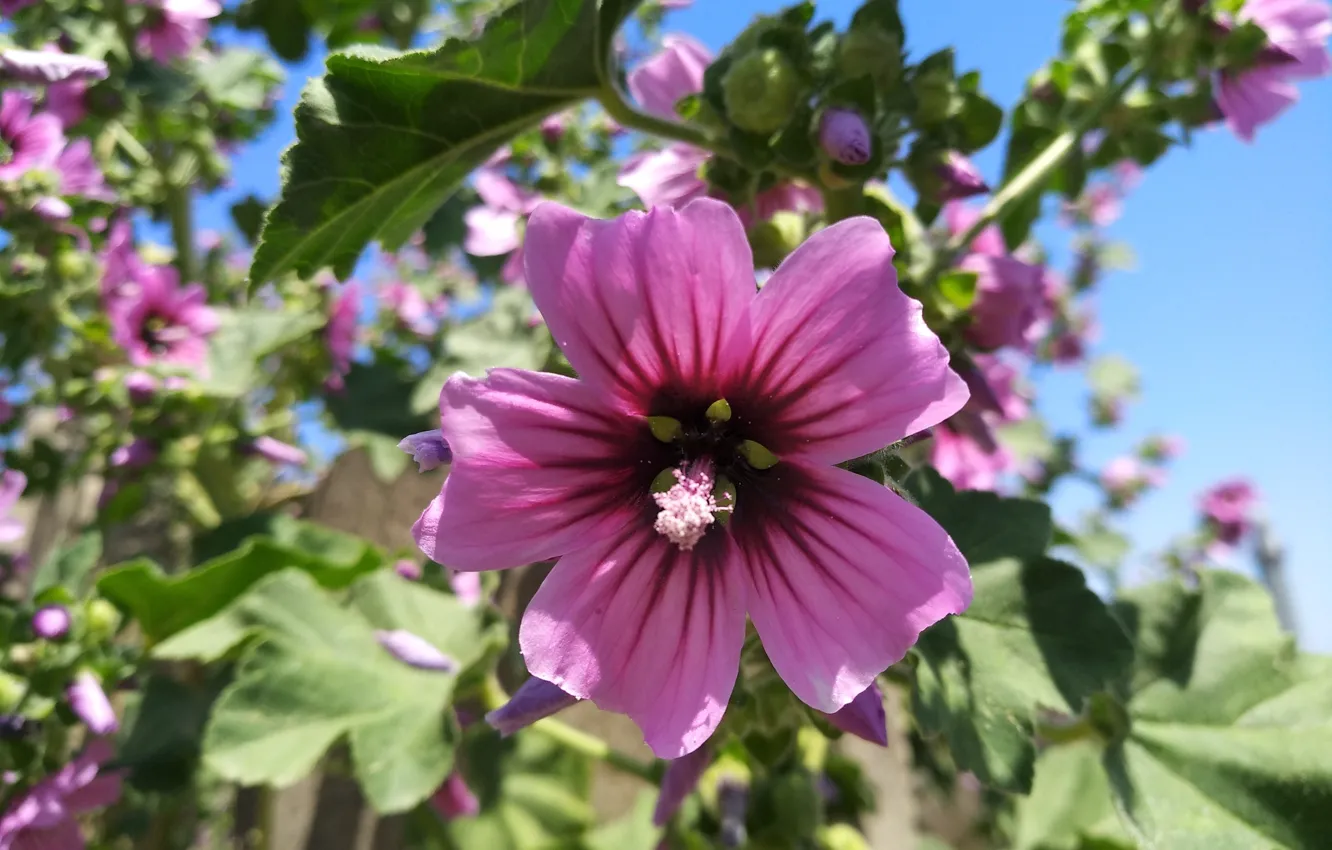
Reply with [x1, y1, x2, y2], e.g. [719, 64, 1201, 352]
[194, 1, 1331, 649]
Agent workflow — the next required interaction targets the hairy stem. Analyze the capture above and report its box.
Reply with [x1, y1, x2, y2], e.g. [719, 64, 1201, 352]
[596, 83, 728, 156]
[822, 185, 866, 223]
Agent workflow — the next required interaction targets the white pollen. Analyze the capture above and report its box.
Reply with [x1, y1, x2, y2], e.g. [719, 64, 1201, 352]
[653, 462, 723, 551]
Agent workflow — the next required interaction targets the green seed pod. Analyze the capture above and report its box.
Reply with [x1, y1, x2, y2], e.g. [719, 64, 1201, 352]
[839, 27, 902, 89]
[747, 212, 806, 269]
[722, 48, 802, 134]
[84, 599, 122, 640]
[816, 823, 873, 850]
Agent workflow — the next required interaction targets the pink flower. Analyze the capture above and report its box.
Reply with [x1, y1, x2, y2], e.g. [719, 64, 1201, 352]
[930, 420, 1012, 492]
[958, 253, 1045, 351]
[1100, 456, 1164, 507]
[1063, 182, 1122, 228]
[380, 281, 432, 336]
[0, 91, 64, 182]
[53, 139, 115, 205]
[618, 38, 820, 222]
[0, 740, 123, 850]
[67, 672, 117, 735]
[412, 201, 971, 757]
[44, 80, 88, 128]
[133, 0, 222, 64]
[449, 570, 483, 606]
[375, 630, 457, 672]
[943, 201, 1007, 258]
[429, 773, 479, 820]
[0, 47, 107, 85]
[109, 438, 157, 470]
[1217, 0, 1331, 141]
[824, 682, 887, 746]
[325, 284, 359, 387]
[1142, 434, 1186, 461]
[961, 355, 1028, 422]
[1200, 479, 1259, 546]
[485, 677, 579, 736]
[110, 265, 218, 367]
[654, 745, 711, 826]
[464, 167, 541, 284]
[0, 469, 27, 545]
[100, 218, 144, 305]
[393, 559, 422, 580]
[819, 109, 872, 165]
[245, 436, 307, 467]
[32, 605, 71, 640]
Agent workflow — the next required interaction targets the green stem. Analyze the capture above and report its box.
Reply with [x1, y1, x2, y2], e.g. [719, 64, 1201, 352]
[937, 66, 1143, 268]
[166, 181, 197, 282]
[531, 717, 660, 782]
[821, 186, 865, 224]
[596, 83, 728, 156]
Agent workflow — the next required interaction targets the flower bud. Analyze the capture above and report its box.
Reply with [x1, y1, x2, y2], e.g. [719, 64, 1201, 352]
[68, 670, 118, 735]
[430, 772, 480, 820]
[244, 436, 308, 467]
[823, 682, 887, 746]
[125, 371, 158, 404]
[0, 672, 25, 711]
[747, 211, 806, 269]
[838, 27, 902, 88]
[722, 48, 801, 134]
[31, 605, 71, 640]
[819, 109, 872, 165]
[398, 430, 452, 472]
[374, 630, 457, 672]
[486, 676, 580, 736]
[654, 745, 711, 825]
[936, 151, 989, 200]
[84, 599, 121, 640]
[449, 569, 483, 607]
[393, 559, 422, 580]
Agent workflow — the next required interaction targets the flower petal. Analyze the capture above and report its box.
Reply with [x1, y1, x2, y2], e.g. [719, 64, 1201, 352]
[736, 217, 968, 464]
[523, 199, 754, 411]
[735, 462, 971, 713]
[519, 524, 747, 758]
[416, 369, 643, 570]
[463, 206, 521, 256]
[617, 144, 710, 210]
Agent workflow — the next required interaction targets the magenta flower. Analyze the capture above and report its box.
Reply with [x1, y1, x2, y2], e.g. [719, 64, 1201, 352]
[1200, 479, 1259, 546]
[943, 201, 1008, 258]
[819, 109, 873, 165]
[429, 772, 479, 820]
[1100, 456, 1164, 507]
[464, 165, 540, 254]
[0, 91, 64, 183]
[962, 355, 1029, 422]
[958, 253, 1045, 351]
[325, 284, 359, 388]
[375, 630, 458, 672]
[413, 201, 971, 756]
[449, 570, 483, 607]
[67, 672, 117, 735]
[109, 439, 157, 471]
[0, 0, 37, 14]
[1216, 0, 1331, 141]
[486, 677, 580, 737]
[936, 152, 989, 201]
[398, 430, 452, 472]
[100, 218, 145, 305]
[110, 265, 218, 367]
[32, 605, 71, 640]
[930, 420, 1012, 492]
[0, 48, 108, 85]
[0, 469, 26, 545]
[393, 559, 422, 580]
[0, 739, 123, 850]
[539, 112, 567, 144]
[132, 0, 222, 64]
[245, 436, 307, 467]
[380, 281, 432, 336]
[618, 38, 821, 222]
[824, 682, 887, 746]
[44, 80, 89, 128]
[52, 139, 115, 208]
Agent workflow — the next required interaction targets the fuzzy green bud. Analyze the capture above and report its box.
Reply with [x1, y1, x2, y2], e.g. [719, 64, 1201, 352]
[838, 27, 902, 88]
[54, 249, 90, 281]
[816, 823, 872, 850]
[722, 48, 802, 134]
[85, 599, 122, 640]
[747, 212, 806, 269]
[0, 671, 25, 711]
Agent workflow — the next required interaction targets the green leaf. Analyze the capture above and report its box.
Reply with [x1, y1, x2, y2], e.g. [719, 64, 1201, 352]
[1073, 518, 1130, 571]
[192, 513, 377, 568]
[912, 558, 1132, 792]
[937, 270, 978, 310]
[325, 358, 436, 438]
[230, 195, 268, 245]
[996, 417, 1057, 466]
[1101, 571, 1332, 848]
[197, 48, 283, 111]
[1015, 741, 1128, 850]
[198, 308, 326, 398]
[30, 531, 101, 599]
[188, 570, 485, 812]
[98, 533, 380, 645]
[905, 468, 1052, 566]
[249, 0, 645, 285]
[583, 790, 660, 850]
[235, 0, 314, 62]
[117, 671, 227, 792]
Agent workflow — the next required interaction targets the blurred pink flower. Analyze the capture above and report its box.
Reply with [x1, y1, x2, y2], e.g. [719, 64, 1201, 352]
[429, 773, 479, 820]
[930, 420, 1011, 492]
[1216, 0, 1331, 141]
[0, 740, 123, 850]
[936, 151, 989, 201]
[0, 469, 27, 545]
[67, 672, 118, 735]
[0, 91, 63, 182]
[1200, 479, 1259, 546]
[110, 265, 218, 367]
[1100, 456, 1164, 506]
[325, 284, 359, 388]
[133, 0, 222, 64]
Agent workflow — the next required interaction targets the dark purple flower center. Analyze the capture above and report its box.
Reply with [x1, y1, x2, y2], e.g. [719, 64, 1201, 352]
[139, 313, 178, 354]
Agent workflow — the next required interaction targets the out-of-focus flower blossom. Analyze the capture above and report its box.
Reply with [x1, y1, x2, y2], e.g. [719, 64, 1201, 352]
[1216, 0, 1331, 141]
[67, 672, 117, 735]
[0, 91, 63, 183]
[958, 253, 1045, 351]
[393, 559, 422, 580]
[449, 570, 483, 607]
[375, 630, 457, 672]
[0, 739, 123, 849]
[380, 281, 433, 336]
[416, 200, 970, 757]
[1200, 479, 1259, 547]
[0, 470, 27, 545]
[0, 47, 108, 84]
[133, 0, 222, 64]
[429, 772, 479, 820]
[1141, 434, 1186, 461]
[325, 284, 359, 389]
[110, 265, 218, 367]
[930, 420, 1011, 492]
[100, 218, 145, 304]
[245, 436, 307, 467]
[936, 151, 989, 201]
[32, 605, 71, 639]
[1100, 456, 1165, 507]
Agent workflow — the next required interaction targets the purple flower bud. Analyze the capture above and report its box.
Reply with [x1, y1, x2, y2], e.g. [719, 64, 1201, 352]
[819, 109, 872, 166]
[653, 745, 711, 826]
[936, 151, 989, 201]
[393, 559, 423, 580]
[108, 438, 157, 470]
[824, 682, 888, 747]
[718, 779, 750, 848]
[32, 605, 71, 639]
[245, 436, 307, 467]
[124, 370, 157, 404]
[0, 48, 109, 84]
[374, 630, 457, 672]
[68, 671, 118, 735]
[430, 772, 479, 820]
[398, 430, 452, 472]
[485, 676, 580, 736]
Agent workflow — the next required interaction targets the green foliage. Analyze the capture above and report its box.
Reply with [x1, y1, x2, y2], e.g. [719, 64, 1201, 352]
[250, 0, 645, 285]
[117, 671, 229, 792]
[198, 308, 327, 398]
[906, 468, 1052, 565]
[325, 357, 436, 438]
[30, 531, 102, 599]
[161, 570, 487, 812]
